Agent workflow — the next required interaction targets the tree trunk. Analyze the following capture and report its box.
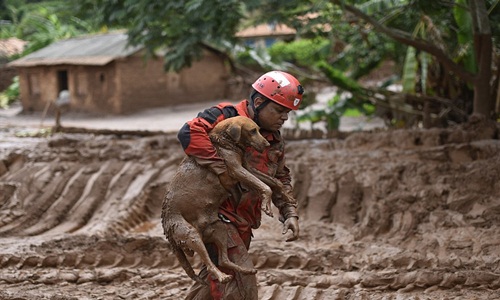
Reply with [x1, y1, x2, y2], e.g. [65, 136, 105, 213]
[496, 78, 500, 115]
[470, 0, 494, 117]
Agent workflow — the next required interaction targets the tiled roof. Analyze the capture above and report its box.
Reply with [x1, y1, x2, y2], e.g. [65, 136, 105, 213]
[0, 37, 26, 57]
[236, 23, 296, 38]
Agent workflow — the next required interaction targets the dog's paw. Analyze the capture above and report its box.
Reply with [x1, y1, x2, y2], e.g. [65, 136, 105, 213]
[262, 203, 274, 217]
[219, 273, 233, 283]
[241, 267, 258, 275]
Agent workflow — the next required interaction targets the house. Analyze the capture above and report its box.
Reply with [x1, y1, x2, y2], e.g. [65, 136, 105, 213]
[8, 32, 229, 114]
[236, 23, 296, 48]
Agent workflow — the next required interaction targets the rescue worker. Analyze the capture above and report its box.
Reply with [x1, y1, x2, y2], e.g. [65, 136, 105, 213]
[178, 70, 304, 300]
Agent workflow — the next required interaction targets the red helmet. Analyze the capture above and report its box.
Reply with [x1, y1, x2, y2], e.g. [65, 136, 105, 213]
[251, 71, 304, 110]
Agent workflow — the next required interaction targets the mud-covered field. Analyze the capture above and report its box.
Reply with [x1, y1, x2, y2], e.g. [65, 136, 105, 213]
[0, 117, 499, 299]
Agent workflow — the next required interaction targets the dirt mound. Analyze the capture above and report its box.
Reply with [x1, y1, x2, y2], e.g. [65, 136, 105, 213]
[0, 118, 499, 299]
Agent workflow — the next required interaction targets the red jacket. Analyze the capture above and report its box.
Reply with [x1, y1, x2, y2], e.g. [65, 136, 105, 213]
[177, 100, 297, 237]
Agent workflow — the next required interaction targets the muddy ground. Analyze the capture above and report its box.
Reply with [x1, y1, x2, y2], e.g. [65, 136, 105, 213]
[0, 115, 499, 300]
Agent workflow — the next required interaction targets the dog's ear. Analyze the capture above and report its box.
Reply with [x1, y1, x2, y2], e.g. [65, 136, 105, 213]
[227, 123, 242, 143]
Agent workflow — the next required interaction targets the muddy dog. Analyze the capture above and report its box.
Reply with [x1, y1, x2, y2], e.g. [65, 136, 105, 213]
[162, 116, 284, 284]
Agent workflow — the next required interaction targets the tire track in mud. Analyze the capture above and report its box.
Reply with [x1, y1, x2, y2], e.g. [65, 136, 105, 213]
[0, 250, 499, 299]
[43, 161, 128, 235]
[0, 135, 184, 237]
[0, 233, 499, 298]
[0, 163, 83, 235]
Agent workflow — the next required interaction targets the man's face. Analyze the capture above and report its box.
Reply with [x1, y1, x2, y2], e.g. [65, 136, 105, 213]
[257, 100, 292, 132]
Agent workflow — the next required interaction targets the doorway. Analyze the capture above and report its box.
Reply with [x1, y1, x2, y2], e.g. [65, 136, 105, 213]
[57, 70, 68, 93]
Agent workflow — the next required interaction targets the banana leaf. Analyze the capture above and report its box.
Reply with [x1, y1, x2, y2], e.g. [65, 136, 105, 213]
[453, 0, 476, 74]
[401, 46, 417, 94]
[317, 61, 363, 93]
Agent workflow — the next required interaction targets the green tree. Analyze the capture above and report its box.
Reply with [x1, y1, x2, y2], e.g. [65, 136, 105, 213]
[1, 0, 94, 54]
[72, 0, 499, 125]
[0, 0, 96, 106]
[333, 0, 497, 121]
[72, 0, 244, 71]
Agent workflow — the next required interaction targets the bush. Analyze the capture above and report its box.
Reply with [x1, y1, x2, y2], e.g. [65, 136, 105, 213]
[268, 38, 331, 67]
[0, 76, 20, 108]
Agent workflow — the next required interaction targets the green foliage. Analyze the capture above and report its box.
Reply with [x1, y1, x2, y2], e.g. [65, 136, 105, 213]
[401, 46, 417, 94]
[398, 0, 480, 105]
[489, 0, 500, 48]
[268, 38, 331, 67]
[72, 0, 244, 71]
[237, 46, 283, 70]
[297, 92, 376, 131]
[330, 24, 400, 79]
[15, 128, 52, 137]
[317, 61, 363, 93]
[296, 61, 375, 130]
[0, 76, 20, 109]
[453, 0, 476, 74]
[2, 0, 497, 127]
[1, 0, 94, 54]
[235, 49, 258, 67]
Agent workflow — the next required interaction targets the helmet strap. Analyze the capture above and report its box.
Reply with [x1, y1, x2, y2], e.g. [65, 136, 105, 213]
[250, 91, 270, 127]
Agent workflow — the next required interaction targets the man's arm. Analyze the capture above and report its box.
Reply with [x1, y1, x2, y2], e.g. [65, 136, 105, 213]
[273, 186, 299, 242]
[177, 104, 238, 175]
[272, 152, 299, 241]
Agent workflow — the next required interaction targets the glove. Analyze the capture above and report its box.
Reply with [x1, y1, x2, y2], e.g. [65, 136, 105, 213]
[282, 216, 299, 242]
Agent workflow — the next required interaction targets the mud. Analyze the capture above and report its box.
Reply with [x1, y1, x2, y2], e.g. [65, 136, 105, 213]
[0, 117, 499, 300]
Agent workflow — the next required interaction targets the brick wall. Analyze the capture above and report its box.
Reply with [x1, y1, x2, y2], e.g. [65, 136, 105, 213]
[117, 51, 228, 114]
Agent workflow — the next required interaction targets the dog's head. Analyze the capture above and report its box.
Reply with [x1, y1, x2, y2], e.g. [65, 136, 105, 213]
[213, 116, 270, 153]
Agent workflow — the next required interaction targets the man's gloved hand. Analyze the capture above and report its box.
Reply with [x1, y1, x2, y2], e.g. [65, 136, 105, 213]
[282, 216, 299, 242]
